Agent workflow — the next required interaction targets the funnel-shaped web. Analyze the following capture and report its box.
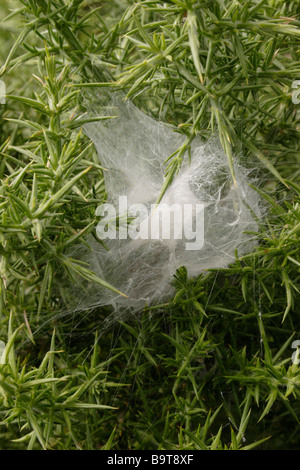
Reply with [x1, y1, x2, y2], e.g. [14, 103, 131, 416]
[66, 98, 262, 314]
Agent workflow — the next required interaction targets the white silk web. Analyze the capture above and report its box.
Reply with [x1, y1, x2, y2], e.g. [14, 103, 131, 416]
[65, 97, 262, 315]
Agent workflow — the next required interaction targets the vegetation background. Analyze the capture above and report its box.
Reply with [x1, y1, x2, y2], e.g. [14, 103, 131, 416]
[0, 0, 299, 450]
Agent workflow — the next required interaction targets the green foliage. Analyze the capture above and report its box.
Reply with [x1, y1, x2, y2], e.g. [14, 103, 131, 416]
[0, 314, 120, 449]
[0, 0, 299, 450]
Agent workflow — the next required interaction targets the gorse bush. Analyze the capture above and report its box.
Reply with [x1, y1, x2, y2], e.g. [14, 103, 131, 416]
[0, 0, 299, 450]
